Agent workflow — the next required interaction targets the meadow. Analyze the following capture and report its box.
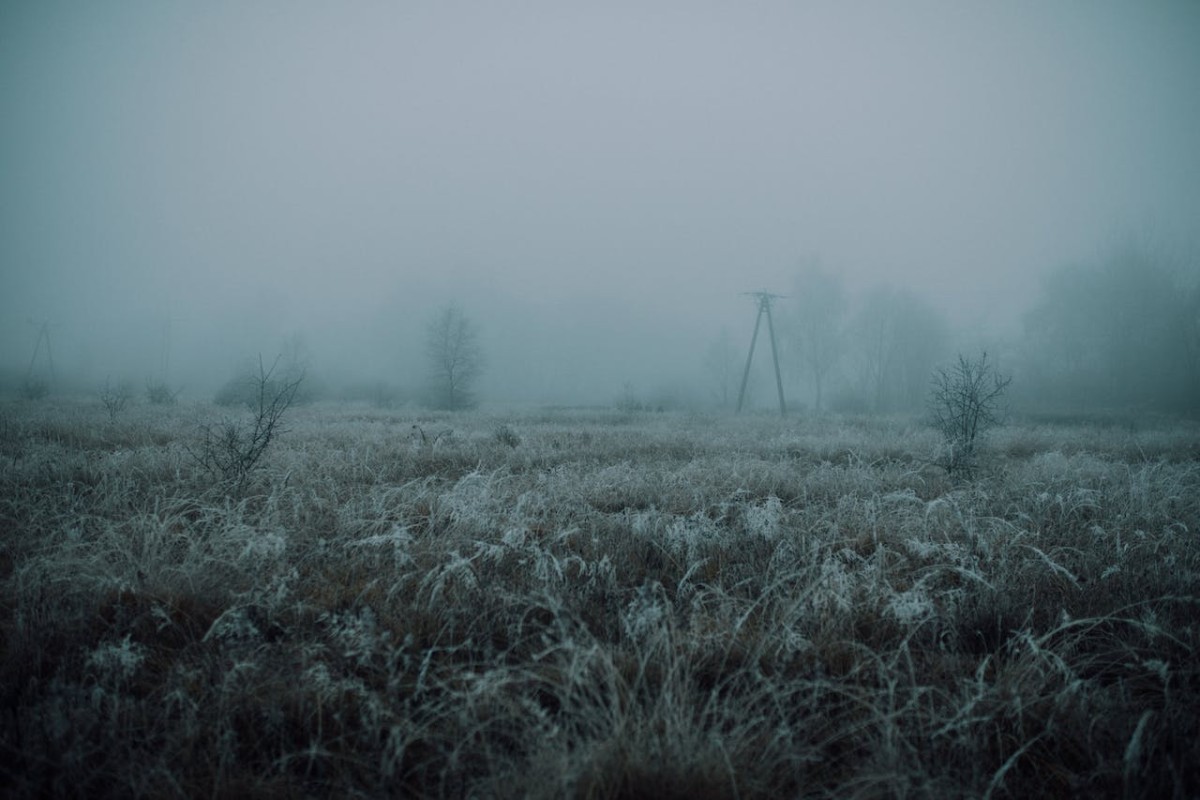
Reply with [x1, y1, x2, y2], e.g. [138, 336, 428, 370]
[1, 399, 1197, 798]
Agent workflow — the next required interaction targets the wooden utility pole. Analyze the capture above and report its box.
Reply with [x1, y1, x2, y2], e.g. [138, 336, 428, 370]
[25, 319, 56, 384]
[736, 292, 787, 416]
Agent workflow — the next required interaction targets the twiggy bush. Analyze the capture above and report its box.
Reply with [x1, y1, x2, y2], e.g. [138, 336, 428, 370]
[928, 351, 1011, 478]
[99, 378, 132, 421]
[189, 356, 303, 487]
[144, 378, 181, 405]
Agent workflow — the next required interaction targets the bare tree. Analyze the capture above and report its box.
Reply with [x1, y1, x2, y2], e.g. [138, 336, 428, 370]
[1021, 240, 1197, 412]
[703, 327, 738, 409]
[789, 261, 846, 412]
[425, 304, 485, 410]
[1180, 281, 1200, 411]
[927, 351, 1011, 478]
[851, 287, 947, 412]
[279, 332, 317, 403]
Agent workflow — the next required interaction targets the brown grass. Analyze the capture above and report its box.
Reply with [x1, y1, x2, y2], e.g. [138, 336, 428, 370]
[1, 399, 1197, 797]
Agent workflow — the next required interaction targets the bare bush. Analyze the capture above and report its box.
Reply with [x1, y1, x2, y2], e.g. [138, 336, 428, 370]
[190, 356, 303, 487]
[928, 351, 1011, 478]
[99, 378, 132, 421]
[144, 378, 181, 406]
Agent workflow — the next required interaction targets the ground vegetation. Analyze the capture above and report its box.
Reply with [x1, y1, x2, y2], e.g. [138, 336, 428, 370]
[1, 400, 1197, 798]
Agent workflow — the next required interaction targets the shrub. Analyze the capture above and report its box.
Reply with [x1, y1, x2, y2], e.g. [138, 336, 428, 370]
[144, 378, 181, 405]
[99, 378, 133, 421]
[190, 356, 303, 487]
[212, 372, 258, 408]
[927, 351, 1011, 478]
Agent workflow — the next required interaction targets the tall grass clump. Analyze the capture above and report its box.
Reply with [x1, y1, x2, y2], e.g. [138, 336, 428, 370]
[0, 401, 1196, 797]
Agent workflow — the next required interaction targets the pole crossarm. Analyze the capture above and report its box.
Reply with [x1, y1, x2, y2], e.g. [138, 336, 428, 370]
[743, 291, 787, 305]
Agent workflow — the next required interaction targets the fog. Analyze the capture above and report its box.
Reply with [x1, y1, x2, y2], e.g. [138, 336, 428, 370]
[3, 1, 1198, 408]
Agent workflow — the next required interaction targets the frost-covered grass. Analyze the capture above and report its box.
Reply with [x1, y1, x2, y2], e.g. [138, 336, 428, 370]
[1, 399, 1198, 798]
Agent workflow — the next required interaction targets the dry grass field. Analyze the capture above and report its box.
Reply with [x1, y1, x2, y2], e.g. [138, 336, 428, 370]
[1, 399, 1197, 798]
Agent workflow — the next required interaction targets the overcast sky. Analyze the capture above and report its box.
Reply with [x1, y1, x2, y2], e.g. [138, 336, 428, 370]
[3, 1, 1198, 404]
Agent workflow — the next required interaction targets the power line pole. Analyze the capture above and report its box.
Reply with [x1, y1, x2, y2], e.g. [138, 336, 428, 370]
[736, 291, 787, 416]
[25, 319, 57, 384]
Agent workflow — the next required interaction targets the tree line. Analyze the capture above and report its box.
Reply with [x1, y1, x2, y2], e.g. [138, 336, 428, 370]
[707, 265, 949, 415]
[206, 305, 485, 412]
[1019, 242, 1199, 414]
[708, 241, 1199, 416]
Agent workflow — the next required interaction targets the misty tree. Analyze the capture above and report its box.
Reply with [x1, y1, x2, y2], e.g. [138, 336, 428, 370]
[1180, 281, 1200, 407]
[851, 288, 893, 411]
[1020, 241, 1198, 412]
[145, 377, 182, 405]
[851, 287, 947, 412]
[279, 332, 320, 404]
[703, 327, 738, 409]
[788, 261, 846, 412]
[216, 335, 317, 408]
[424, 304, 485, 410]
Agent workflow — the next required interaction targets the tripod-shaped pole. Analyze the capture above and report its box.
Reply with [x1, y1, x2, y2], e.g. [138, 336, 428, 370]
[736, 292, 787, 416]
[25, 320, 56, 384]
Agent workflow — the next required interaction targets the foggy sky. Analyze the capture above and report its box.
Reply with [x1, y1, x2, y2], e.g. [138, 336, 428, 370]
[3, 1, 1199, 405]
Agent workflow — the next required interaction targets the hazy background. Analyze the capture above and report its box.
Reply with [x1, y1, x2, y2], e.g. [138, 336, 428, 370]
[3, 1, 1198, 407]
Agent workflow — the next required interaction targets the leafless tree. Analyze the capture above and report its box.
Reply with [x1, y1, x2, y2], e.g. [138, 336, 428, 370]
[425, 304, 484, 410]
[1021, 239, 1197, 412]
[852, 287, 947, 412]
[789, 261, 846, 412]
[703, 327, 738, 409]
[1180, 282, 1200, 409]
[927, 351, 1011, 478]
